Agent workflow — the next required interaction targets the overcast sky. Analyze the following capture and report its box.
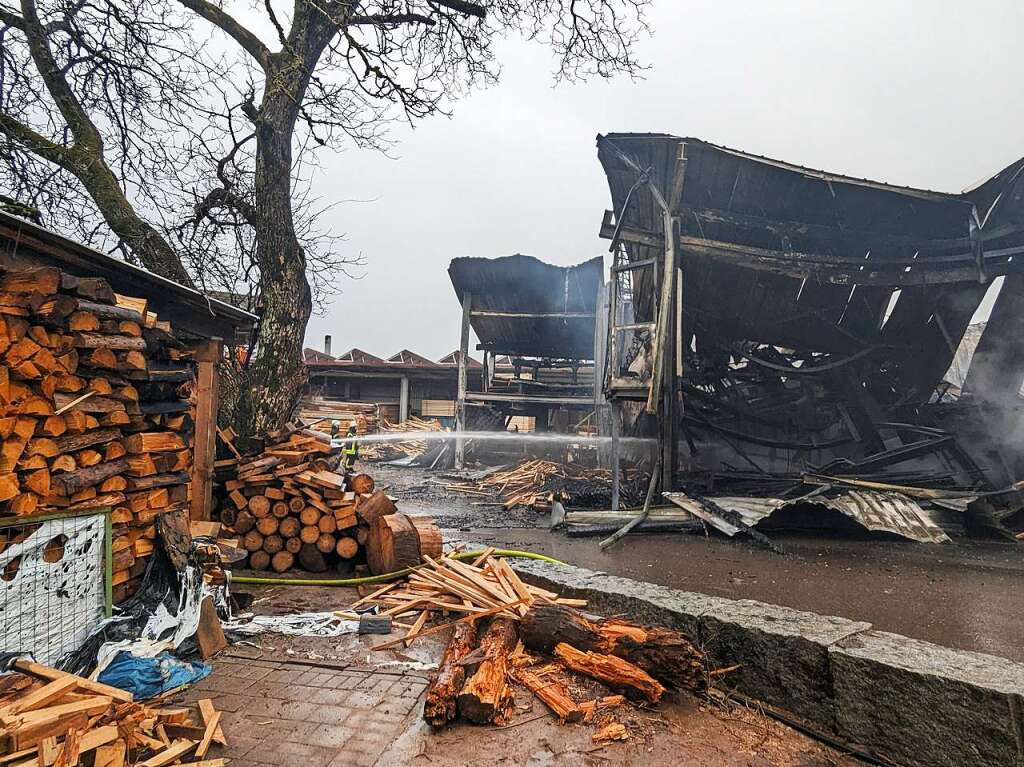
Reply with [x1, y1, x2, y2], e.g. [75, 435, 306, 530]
[302, 0, 1024, 361]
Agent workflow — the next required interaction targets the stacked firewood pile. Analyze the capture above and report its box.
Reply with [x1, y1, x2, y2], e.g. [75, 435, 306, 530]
[360, 416, 443, 461]
[342, 549, 715, 736]
[217, 427, 440, 574]
[0, 659, 227, 764]
[446, 459, 644, 510]
[0, 267, 194, 602]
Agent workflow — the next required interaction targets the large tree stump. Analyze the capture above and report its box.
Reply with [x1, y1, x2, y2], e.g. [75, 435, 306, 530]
[554, 642, 664, 703]
[457, 617, 517, 724]
[424, 621, 479, 727]
[519, 603, 706, 690]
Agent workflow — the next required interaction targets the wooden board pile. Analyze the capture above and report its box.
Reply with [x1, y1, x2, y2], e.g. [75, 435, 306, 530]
[445, 459, 635, 510]
[360, 416, 443, 461]
[296, 398, 378, 435]
[217, 428, 441, 574]
[341, 549, 712, 736]
[0, 659, 226, 766]
[0, 267, 195, 602]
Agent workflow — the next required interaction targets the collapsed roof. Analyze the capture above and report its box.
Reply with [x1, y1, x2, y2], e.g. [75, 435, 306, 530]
[598, 133, 1024, 490]
[448, 254, 603, 360]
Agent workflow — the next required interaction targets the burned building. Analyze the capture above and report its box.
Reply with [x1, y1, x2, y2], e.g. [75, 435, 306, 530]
[596, 133, 1024, 498]
[448, 254, 601, 466]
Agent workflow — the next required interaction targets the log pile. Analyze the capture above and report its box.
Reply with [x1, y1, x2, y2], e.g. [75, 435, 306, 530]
[445, 459, 645, 510]
[216, 431, 440, 574]
[342, 550, 714, 735]
[0, 659, 226, 765]
[0, 267, 195, 602]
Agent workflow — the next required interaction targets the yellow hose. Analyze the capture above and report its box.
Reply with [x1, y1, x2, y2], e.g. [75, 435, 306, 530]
[229, 549, 565, 587]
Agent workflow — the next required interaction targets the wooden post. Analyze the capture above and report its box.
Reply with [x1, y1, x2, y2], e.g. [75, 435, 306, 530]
[610, 405, 621, 511]
[399, 375, 410, 423]
[455, 292, 473, 469]
[190, 339, 221, 521]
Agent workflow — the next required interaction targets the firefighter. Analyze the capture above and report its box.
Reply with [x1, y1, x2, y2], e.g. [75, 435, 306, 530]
[341, 424, 359, 470]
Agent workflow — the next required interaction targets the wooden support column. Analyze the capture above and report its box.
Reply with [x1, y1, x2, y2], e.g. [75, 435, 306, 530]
[610, 406, 621, 511]
[190, 339, 221, 521]
[661, 267, 678, 492]
[399, 375, 410, 422]
[455, 292, 473, 469]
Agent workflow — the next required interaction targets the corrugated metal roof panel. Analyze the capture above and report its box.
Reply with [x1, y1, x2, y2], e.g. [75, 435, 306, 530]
[664, 488, 952, 543]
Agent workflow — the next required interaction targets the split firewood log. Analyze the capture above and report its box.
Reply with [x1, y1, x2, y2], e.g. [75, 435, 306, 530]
[457, 617, 518, 724]
[553, 642, 664, 703]
[424, 621, 479, 727]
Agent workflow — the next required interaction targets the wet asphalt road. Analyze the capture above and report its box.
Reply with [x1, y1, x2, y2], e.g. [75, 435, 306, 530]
[374, 465, 1024, 663]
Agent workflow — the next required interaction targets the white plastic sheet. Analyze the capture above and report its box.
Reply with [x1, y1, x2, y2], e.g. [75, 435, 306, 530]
[0, 514, 106, 666]
[221, 612, 359, 638]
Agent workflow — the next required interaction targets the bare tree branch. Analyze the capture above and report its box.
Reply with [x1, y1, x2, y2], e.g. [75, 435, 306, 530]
[175, 0, 272, 70]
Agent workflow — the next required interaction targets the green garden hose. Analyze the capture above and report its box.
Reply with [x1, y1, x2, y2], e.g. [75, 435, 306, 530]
[229, 548, 565, 587]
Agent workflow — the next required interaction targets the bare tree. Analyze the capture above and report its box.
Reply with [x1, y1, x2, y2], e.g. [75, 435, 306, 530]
[0, 0, 200, 284]
[176, 0, 650, 433]
[2, 0, 651, 435]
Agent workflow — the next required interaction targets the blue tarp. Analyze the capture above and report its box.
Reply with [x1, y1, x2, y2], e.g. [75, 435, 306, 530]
[97, 651, 211, 699]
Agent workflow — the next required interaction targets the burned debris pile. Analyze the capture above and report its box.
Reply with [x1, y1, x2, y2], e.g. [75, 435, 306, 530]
[215, 430, 440, 574]
[596, 134, 1024, 539]
[445, 458, 647, 511]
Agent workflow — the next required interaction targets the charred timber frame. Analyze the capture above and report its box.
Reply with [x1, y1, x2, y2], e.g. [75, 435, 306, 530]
[455, 291, 472, 469]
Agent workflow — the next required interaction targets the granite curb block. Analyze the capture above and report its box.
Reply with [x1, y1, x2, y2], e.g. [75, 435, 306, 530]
[510, 557, 1024, 767]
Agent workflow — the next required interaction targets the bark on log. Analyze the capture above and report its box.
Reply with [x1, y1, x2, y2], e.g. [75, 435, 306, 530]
[457, 617, 518, 724]
[519, 603, 706, 691]
[424, 621, 479, 727]
[553, 642, 664, 703]
[234, 510, 255, 534]
[50, 458, 128, 496]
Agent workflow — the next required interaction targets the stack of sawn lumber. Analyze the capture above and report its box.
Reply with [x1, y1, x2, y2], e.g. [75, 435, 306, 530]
[296, 398, 378, 435]
[360, 416, 443, 461]
[217, 427, 441, 574]
[0, 267, 194, 603]
[0, 659, 227, 765]
[340, 549, 711, 732]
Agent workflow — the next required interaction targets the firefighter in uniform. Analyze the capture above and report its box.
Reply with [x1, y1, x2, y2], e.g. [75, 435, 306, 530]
[341, 424, 359, 471]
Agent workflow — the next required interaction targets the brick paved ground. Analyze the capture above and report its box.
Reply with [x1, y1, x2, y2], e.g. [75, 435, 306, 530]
[172, 654, 429, 767]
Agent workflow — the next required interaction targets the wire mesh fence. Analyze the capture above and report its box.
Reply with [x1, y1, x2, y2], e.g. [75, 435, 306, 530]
[0, 511, 111, 667]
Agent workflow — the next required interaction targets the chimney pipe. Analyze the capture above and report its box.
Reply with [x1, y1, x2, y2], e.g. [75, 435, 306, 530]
[324, 335, 332, 356]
